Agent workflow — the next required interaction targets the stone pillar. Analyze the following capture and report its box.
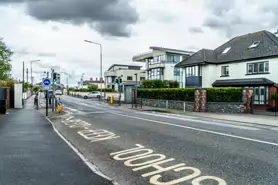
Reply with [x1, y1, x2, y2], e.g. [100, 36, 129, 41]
[243, 88, 254, 113]
[194, 89, 200, 112]
[200, 89, 208, 112]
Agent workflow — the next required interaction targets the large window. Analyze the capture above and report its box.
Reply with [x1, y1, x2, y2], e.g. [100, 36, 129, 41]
[127, 76, 133, 80]
[247, 61, 269, 74]
[186, 66, 200, 77]
[254, 86, 269, 105]
[221, 66, 229, 76]
[148, 68, 164, 80]
[174, 68, 184, 88]
[167, 55, 180, 63]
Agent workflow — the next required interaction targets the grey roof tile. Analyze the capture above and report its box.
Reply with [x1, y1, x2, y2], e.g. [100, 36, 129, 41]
[176, 30, 278, 67]
[212, 78, 276, 87]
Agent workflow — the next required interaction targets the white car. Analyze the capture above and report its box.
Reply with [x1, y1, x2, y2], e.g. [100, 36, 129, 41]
[55, 90, 62, 95]
[84, 92, 101, 99]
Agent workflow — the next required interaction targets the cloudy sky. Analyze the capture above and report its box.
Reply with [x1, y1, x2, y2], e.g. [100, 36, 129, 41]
[0, 0, 277, 86]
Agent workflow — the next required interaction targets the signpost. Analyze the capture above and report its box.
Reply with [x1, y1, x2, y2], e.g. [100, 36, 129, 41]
[43, 78, 51, 117]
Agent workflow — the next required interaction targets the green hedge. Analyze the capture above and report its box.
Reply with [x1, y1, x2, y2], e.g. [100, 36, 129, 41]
[138, 88, 195, 101]
[142, 80, 179, 88]
[138, 88, 243, 102]
[207, 88, 242, 102]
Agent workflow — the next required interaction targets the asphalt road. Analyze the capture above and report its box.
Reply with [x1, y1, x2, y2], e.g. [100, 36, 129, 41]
[50, 95, 278, 185]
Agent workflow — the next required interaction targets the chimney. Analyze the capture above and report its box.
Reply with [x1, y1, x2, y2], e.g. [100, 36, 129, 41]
[96, 78, 98, 81]
[90, 78, 93, 81]
[100, 77, 103, 82]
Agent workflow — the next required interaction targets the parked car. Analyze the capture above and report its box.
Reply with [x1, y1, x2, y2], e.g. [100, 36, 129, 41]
[55, 90, 62, 95]
[84, 92, 101, 99]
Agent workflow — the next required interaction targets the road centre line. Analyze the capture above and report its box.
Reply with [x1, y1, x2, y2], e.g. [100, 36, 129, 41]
[112, 113, 278, 146]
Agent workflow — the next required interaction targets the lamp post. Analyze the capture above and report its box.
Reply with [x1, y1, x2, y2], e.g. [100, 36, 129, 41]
[30, 59, 40, 93]
[84, 40, 104, 99]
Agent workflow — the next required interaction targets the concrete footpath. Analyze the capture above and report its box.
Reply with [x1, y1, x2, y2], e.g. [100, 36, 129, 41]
[0, 97, 114, 185]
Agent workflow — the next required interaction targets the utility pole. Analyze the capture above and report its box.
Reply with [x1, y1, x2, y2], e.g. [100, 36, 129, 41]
[26, 68, 29, 84]
[52, 69, 55, 112]
[135, 73, 138, 108]
[22, 61, 25, 106]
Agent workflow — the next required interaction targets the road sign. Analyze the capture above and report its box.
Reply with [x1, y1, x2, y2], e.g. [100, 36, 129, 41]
[43, 78, 51, 86]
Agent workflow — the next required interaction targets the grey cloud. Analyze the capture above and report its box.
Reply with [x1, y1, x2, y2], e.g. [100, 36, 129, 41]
[203, 0, 277, 37]
[188, 27, 204, 34]
[36, 52, 56, 57]
[0, 0, 139, 37]
[14, 48, 56, 57]
[51, 26, 59, 31]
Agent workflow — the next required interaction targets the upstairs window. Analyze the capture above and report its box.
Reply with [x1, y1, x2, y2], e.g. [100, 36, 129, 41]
[222, 47, 231, 54]
[127, 76, 133, 80]
[221, 66, 229, 76]
[248, 41, 260, 49]
[247, 61, 269, 74]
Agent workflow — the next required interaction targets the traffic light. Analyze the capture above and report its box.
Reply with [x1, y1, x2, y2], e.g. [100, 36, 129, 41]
[115, 79, 118, 83]
[57, 73, 60, 84]
[53, 73, 57, 83]
[119, 79, 122, 83]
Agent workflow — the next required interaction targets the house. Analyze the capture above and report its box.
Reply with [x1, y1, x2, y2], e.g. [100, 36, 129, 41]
[82, 78, 105, 89]
[132, 47, 194, 87]
[104, 64, 145, 92]
[176, 30, 278, 109]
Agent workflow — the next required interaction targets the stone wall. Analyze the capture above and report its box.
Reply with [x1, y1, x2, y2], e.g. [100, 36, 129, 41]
[141, 98, 246, 113]
[141, 99, 194, 111]
[207, 102, 246, 113]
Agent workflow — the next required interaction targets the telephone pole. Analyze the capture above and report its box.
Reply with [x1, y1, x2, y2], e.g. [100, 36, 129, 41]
[22, 61, 25, 106]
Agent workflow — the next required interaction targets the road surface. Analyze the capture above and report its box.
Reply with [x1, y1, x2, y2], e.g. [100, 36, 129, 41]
[49, 95, 278, 185]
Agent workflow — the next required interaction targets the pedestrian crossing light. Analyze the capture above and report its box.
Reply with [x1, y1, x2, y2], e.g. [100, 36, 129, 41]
[53, 73, 57, 83]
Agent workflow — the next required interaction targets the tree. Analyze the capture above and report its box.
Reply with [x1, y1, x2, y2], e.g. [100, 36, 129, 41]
[88, 84, 98, 92]
[0, 38, 13, 80]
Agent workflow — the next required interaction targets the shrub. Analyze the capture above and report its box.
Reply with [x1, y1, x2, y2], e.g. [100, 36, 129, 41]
[97, 88, 116, 92]
[272, 94, 278, 101]
[88, 84, 98, 91]
[142, 80, 179, 88]
[207, 88, 242, 102]
[138, 88, 195, 101]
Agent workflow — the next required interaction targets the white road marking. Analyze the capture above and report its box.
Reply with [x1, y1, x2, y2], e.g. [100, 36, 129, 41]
[44, 117, 119, 185]
[112, 113, 278, 146]
[110, 144, 227, 185]
[138, 112, 259, 131]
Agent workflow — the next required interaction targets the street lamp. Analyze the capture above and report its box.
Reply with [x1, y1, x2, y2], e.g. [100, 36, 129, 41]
[30, 60, 40, 87]
[84, 39, 105, 99]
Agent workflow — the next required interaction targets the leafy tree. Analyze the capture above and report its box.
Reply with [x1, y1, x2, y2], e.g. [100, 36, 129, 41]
[88, 84, 98, 92]
[33, 87, 39, 92]
[0, 38, 13, 80]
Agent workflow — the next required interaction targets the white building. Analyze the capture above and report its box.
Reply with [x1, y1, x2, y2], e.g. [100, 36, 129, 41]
[132, 47, 194, 87]
[175, 30, 278, 108]
[104, 64, 145, 92]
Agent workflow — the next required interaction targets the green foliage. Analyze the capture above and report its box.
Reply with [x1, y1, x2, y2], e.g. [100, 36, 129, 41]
[138, 88, 195, 101]
[88, 84, 98, 91]
[97, 88, 116, 92]
[207, 88, 242, 102]
[33, 87, 39, 92]
[142, 80, 179, 88]
[0, 38, 13, 80]
[272, 94, 278, 101]
[0, 79, 15, 88]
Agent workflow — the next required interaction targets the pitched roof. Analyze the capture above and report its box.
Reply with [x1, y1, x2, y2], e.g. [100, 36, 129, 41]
[175, 49, 215, 67]
[176, 30, 278, 67]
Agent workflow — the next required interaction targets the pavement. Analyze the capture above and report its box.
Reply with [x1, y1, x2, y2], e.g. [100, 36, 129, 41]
[114, 103, 278, 128]
[48, 95, 278, 185]
[0, 96, 114, 185]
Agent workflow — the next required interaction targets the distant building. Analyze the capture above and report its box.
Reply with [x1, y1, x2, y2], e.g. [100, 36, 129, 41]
[82, 78, 105, 89]
[104, 64, 145, 92]
[132, 46, 194, 87]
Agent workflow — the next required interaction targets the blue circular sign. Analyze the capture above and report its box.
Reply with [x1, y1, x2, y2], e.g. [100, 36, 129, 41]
[43, 79, 51, 86]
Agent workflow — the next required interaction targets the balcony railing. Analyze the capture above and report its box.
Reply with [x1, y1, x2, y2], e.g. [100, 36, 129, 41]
[186, 76, 202, 88]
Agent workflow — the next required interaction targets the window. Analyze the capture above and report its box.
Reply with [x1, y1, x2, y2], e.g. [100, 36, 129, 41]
[127, 76, 133, 80]
[140, 77, 145, 81]
[186, 66, 200, 77]
[221, 66, 229, 76]
[148, 68, 164, 80]
[248, 41, 260, 49]
[247, 61, 269, 74]
[254, 86, 269, 105]
[222, 47, 231, 54]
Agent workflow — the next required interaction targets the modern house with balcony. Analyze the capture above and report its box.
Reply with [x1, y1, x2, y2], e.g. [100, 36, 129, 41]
[104, 64, 145, 92]
[176, 30, 278, 109]
[132, 47, 194, 87]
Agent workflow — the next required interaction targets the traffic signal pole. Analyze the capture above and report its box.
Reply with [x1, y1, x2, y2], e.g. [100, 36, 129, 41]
[52, 69, 55, 112]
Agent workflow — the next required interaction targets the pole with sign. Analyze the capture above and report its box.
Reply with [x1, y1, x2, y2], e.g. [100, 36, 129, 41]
[43, 78, 51, 116]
